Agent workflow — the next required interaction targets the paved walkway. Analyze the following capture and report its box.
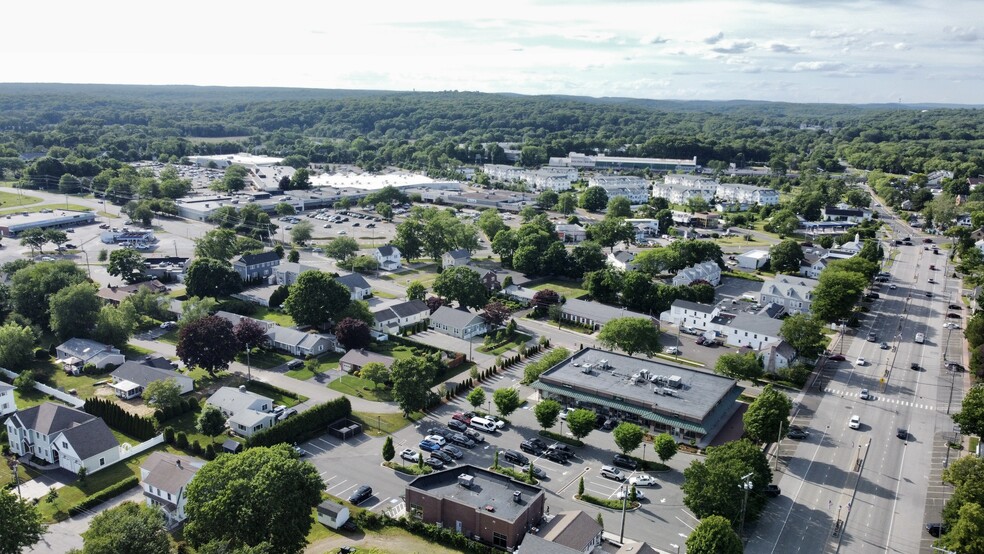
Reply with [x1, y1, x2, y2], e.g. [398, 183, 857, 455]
[129, 339, 401, 414]
[27, 486, 144, 553]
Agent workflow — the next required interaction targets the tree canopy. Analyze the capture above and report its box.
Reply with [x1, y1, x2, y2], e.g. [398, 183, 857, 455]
[0, 489, 45, 554]
[80, 501, 172, 554]
[742, 385, 792, 443]
[432, 266, 487, 310]
[282, 272, 351, 327]
[597, 317, 662, 357]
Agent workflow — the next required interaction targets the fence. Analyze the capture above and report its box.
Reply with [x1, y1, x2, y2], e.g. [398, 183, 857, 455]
[118, 434, 166, 462]
[0, 367, 84, 408]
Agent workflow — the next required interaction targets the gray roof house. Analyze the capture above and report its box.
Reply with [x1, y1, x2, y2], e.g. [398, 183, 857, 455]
[56, 338, 126, 372]
[759, 275, 819, 315]
[5, 402, 120, 474]
[560, 299, 651, 331]
[372, 300, 429, 333]
[373, 245, 402, 271]
[109, 361, 195, 400]
[0, 382, 16, 417]
[275, 262, 316, 286]
[335, 273, 372, 300]
[140, 452, 203, 527]
[441, 248, 471, 267]
[206, 386, 276, 438]
[214, 311, 337, 357]
[725, 313, 783, 350]
[232, 250, 281, 282]
[428, 306, 488, 339]
[339, 349, 395, 374]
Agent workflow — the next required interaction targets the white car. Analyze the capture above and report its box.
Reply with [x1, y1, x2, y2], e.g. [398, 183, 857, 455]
[856, 357, 866, 366]
[485, 415, 506, 429]
[425, 434, 447, 446]
[616, 487, 646, 501]
[630, 474, 658, 487]
[849, 415, 861, 429]
[889, 284, 898, 290]
[859, 389, 871, 400]
[665, 346, 680, 355]
[400, 449, 420, 462]
[559, 408, 572, 420]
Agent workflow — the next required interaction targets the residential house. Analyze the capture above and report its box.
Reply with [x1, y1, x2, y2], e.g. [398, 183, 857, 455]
[956, 214, 973, 228]
[661, 300, 720, 330]
[143, 256, 191, 283]
[624, 219, 661, 243]
[213, 311, 337, 356]
[503, 285, 537, 307]
[0, 382, 15, 418]
[97, 280, 168, 305]
[724, 313, 783, 350]
[372, 300, 430, 334]
[335, 272, 372, 300]
[835, 233, 863, 254]
[232, 250, 281, 282]
[339, 349, 395, 374]
[140, 452, 203, 527]
[275, 262, 316, 286]
[373, 245, 402, 271]
[429, 306, 488, 339]
[653, 183, 717, 205]
[405, 465, 545, 551]
[442, 249, 471, 268]
[520, 510, 603, 554]
[671, 261, 721, 287]
[555, 224, 587, 244]
[528, 167, 578, 191]
[588, 176, 652, 204]
[206, 386, 276, 437]
[716, 183, 779, 205]
[927, 170, 954, 188]
[559, 299, 652, 331]
[109, 361, 194, 400]
[760, 340, 798, 373]
[5, 402, 120, 474]
[316, 500, 351, 530]
[759, 275, 819, 315]
[477, 269, 502, 292]
[56, 338, 126, 373]
[821, 206, 872, 223]
[606, 250, 637, 271]
[736, 250, 770, 270]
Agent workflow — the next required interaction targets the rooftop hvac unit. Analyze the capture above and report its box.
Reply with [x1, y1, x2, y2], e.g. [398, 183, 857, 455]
[667, 376, 683, 389]
[458, 474, 475, 488]
[662, 388, 676, 397]
[513, 491, 522, 503]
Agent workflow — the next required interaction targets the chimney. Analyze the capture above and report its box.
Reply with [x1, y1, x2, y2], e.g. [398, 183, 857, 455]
[239, 385, 246, 393]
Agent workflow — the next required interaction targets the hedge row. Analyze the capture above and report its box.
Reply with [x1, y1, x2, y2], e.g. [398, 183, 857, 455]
[246, 396, 351, 448]
[247, 380, 300, 401]
[67, 476, 139, 516]
[352, 511, 495, 554]
[154, 397, 199, 424]
[84, 398, 157, 440]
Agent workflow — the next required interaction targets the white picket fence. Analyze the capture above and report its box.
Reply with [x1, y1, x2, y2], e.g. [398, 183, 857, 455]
[0, 367, 85, 408]
[119, 434, 166, 462]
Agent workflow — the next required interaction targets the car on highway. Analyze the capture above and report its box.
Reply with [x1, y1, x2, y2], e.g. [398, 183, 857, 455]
[612, 454, 639, 470]
[600, 466, 626, 481]
[860, 389, 871, 400]
[849, 415, 861, 429]
[856, 357, 866, 366]
[763, 484, 781, 498]
[630, 474, 658, 487]
[418, 439, 441, 452]
[949, 304, 963, 310]
[911, 362, 920, 371]
[348, 485, 373, 505]
[442, 444, 464, 459]
[447, 419, 468, 432]
[867, 332, 877, 342]
[928, 278, 936, 284]
[929, 265, 936, 270]
[880, 342, 889, 349]
[787, 426, 809, 440]
[926, 292, 933, 297]
[897, 427, 909, 440]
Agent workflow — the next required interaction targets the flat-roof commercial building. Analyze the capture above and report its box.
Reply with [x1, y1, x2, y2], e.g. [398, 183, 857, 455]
[530, 348, 741, 446]
[0, 210, 96, 237]
[406, 465, 545, 551]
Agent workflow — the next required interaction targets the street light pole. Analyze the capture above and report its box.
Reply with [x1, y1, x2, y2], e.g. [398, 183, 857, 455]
[618, 484, 628, 544]
[775, 423, 784, 471]
[245, 343, 252, 381]
[738, 472, 754, 538]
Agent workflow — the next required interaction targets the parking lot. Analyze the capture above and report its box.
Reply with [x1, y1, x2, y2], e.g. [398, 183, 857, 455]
[297, 365, 701, 549]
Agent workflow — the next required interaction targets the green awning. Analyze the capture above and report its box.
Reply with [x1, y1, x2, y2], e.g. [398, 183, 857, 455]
[531, 381, 708, 434]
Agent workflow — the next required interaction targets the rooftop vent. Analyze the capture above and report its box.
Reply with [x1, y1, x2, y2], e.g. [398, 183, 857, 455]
[513, 491, 522, 503]
[238, 385, 246, 393]
[458, 474, 475, 489]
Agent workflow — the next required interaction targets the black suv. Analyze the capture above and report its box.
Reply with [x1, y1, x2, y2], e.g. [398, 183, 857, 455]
[520, 440, 541, 455]
[501, 449, 529, 466]
[348, 485, 372, 505]
[447, 419, 468, 432]
[529, 437, 548, 451]
[612, 454, 638, 470]
[450, 432, 476, 448]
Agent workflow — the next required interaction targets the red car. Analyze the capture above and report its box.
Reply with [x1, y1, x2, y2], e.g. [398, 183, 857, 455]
[827, 354, 846, 361]
[452, 411, 475, 425]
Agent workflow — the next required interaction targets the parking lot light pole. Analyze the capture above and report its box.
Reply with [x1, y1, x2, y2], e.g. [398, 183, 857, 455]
[245, 343, 251, 381]
[619, 484, 628, 544]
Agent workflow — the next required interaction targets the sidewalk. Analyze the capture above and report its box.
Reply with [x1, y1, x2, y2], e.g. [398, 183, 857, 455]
[129, 338, 401, 414]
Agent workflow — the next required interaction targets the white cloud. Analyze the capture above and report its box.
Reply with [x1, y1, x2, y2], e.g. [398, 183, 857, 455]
[768, 42, 801, 54]
[703, 32, 725, 44]
[943, 26, 979, 41]
[640, 34, 669, 45]
[711, 40, 755, 54]
[792, 61, 848, 72]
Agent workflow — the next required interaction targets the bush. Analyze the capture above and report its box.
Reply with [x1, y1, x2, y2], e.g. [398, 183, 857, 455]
[777, 363, 812, 387]
[176, 432, 188, 449]
[246, 396, 351, 448]
[163, 427, 175, 444]
[67, 476, 139, 516]
[216, 298, 257, 316]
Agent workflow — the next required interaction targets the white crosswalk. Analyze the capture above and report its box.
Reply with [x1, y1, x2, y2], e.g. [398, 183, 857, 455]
[823, 388, 935, 410]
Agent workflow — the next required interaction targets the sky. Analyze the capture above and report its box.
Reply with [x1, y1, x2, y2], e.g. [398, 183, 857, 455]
[4, 0, 984, 105]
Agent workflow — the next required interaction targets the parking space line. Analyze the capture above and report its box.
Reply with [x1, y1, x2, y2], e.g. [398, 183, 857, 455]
[326, 480, 350, 493]
[367, 496, 391, 511]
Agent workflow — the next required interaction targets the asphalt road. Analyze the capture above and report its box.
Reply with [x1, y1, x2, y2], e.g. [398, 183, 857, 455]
[746, 211, 968, 553]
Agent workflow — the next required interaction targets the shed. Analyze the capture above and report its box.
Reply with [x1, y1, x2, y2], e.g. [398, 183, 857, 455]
[736, 249, 770, 270]
[221, 439, 243, 454]
[316, 500, 351, 530]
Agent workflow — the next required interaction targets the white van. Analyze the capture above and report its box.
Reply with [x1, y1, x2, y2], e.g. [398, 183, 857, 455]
[470, 417, 497, 433]
[914, 332, 925, 344]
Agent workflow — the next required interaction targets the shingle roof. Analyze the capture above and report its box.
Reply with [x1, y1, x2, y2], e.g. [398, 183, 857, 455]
[57, 338, 116, 359]
[730, 313, 783, 337]
[446, 248, 470, 260]
[539, 511, 602, 551]
[0, 382, 13, 393]
[373, 308, 398, 324]
[58, 418, 119, 460]
[672, 299, 716, 314]
[376, 245, 398, 257]
[141, 452, 201, 495]
[389, 299, 429, 318]
[12, 403, 119, 460]
[429, 306, 485, 328]
[207, 387, 272, 414]
[111, 361, 192, 390]
[317, 500, 347, 518]
[234, 250, 280, 266]
[340, 349, 395, 368]
[335, 272, 371, 291]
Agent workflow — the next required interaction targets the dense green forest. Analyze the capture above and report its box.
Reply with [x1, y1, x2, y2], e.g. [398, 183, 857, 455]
[0, 83, 982, 180]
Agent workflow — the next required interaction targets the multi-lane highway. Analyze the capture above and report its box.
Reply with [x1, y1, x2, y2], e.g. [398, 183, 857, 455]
[748, 205, 967, 553]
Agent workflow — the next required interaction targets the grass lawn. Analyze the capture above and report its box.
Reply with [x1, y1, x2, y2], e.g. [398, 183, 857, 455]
[251, 306, 296, 327]
[121, 343, 154, 359]
[478, 332, 534, 355]
[37, 451, 147, 522]
[13, 387, 67, 410]
[350, 410, 420, 435]
[372, 290, 398, 299]
[0, 203, 92, 216]
[0, 458, 40, 489]
[164, 408, 236, 451]
[714, 235, 769, 247]
[328, 375, 393, 402]
[246, 380, 307, 407]
[38, 361, 106, 399]
[236, 348, 294, 370]
[285, 353, 341, 380]
[530, 280, 588, 299]
[0, 189, 42, 209]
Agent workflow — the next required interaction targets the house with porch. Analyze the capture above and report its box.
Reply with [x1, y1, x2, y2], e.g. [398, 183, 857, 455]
[109, 361, 195, 400]
[232, 250, 280, 282]
[206, 386, 276, 438]
[428, 306, 488, 339]
[56, 338, 126, 374]
[5, 402, 120, 474]
[140, 452, 203, 527]
[373, 245, 402, 271]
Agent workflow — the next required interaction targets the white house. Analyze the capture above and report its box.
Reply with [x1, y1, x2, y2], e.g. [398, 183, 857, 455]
[335, 272, 372, 300]
[662, 300, 720, 330]
[316, 500, 351, 530]
[140, 452, 203, 527]
[672, 261, 721, 287]
[372, 299, 430, 333]
[759, 275, 819, 315]
[555, 224, 587, 243]
[110, 361, 195, 400]
[0, 382, 16, 418]
[606, 250, 637, 271]
[653, 183, 717, 205]
[56, 338, 126, 373]
[373, 245, 402, 271]
[428, 306, 488, 339]
[528, 168, 577, 191]
[760, 340, 798, 373]
[821, 206, 872, 223]
[589, 176, 652, 204]
[716, 183, 779, 206]
[724, 313, 783, 350]
[206, 386, 276, 438]
[442, 249, 471, 267]
[5, 402, 120, 474]
[736, 250, 770, 270]
[624, 219, 661, 243]
[275, 262, 316, 286]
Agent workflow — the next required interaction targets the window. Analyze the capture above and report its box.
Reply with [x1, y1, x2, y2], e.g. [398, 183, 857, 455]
[409, 504, 423, 519]
[492, 532, 507, 548]
[99, 458, 105, 466]
[62, 441, 68, 448]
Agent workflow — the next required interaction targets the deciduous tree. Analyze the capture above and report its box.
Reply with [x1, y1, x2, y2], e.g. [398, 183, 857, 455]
[10, 260, 87, 327]
[606, 196, 632, 218]
[492, 387, 521, 417]
[289, 221, 313, 244]
[282, 272, 351, 327]
[714, 352, 764, 383]
[0, 322, 36, 370]
[481, 301, 511, 328]
[433, 266, 487, 309]
[565, 408, 596, 441]
[92, 304, 136, 348]
[954, 385, 984, 438]
[197, 404, 227, 441]
[360, 362, 390, 388]
[534, 399, 561, 430]
[612, 422, 644, 455]
[686, 515, 743, 554]
[390, 356, 437, 417]
[107, 248, 148, 284]
[653, 433, 678, 463]
[0, 488, 45, 554]
[467, 387, 486, 410]
[682, 439, 772, 524]
[79, 500, 172, 553]
[143, 378, 182, 410]
[176, 315, 240, 376]
[335, 317, 371, 350]
[323, 236, 359, 261]
[49, 282, 101, 340]
[579, 186, 608, 211]
[779, 313, 826, 360]
[406, 281, 426, 301]
[179, 296, 218, 327]
[742, 385, 792, 443]
[185, 258, 243, 299]
[234, 318, 269, 350]
[769, 240, 804, 274]
[597, 317, 662, 357]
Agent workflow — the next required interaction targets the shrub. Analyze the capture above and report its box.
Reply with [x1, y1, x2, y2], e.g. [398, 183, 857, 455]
[163, 427, 175, 444]
[246, 396, 351, 448]
[67, 476, 139, 516]
[176, 432, 188, 449]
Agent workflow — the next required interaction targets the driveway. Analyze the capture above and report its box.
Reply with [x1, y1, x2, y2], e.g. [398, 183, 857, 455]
[27, 486, 144, 553]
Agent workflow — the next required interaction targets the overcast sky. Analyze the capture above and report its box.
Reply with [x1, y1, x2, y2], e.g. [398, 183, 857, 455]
[4, 0, 983, 105]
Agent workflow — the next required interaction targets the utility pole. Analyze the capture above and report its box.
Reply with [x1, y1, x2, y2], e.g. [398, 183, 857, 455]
[245, 343, 252, 381]
[738, 472, 754, 538]
[619, 484, 628, 544]
[775, 423, 784, 471]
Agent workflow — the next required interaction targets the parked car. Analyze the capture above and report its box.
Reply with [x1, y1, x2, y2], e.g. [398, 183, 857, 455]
[889, 284, 898, 290]
[501, 449, 529, 466]
[452, 412, 475, 425]
[665, 346, 680, 355]
[424, 434, 447, 446]
[485, 415, 507, 429]
[442, 444, 464, 459]
[418, 439, 441, 452]
[520, 439, 542, 455]
[695, 336, 707, 345]
[867, 332, 877, 342]
[526, 463, 546, 479]
[926, 523, 947, 537]
[548, 444, 575, 459]
[929, 265, 936, 270]
[559, 408, 572, 420]
[880, 342, 889, 349]
[464, 429, 485, 443]
[946, 362, 966, 372]
[616, 487, 646, 501]
[348, 485, 373, 505]
[612, 454, 638, 470]
[448, 419, 468, 432]
[928, 278, 936, 284]
[424, 457, 444, 469]
[600, 466, 625, 481]
[926, 291, 933, 297]
[911, 362, 920, 371]
[430, 450, 453, 464]
[427, 428, 453, 439]
[603, 418, 618, 431]
[946, 313, 962, 319]
[763, 484, 781, 498]
[366, 223, 375, 228]
[949, 304, 963, 310]
[529, 437, 548, 451]
[449, 433, 476, 448]
[630, 474, 658, 487]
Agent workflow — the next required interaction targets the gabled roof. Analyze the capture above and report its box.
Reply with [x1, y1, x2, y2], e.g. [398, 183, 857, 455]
[672, 299, 716, 314]
[538, 510, 602, 551]
[141, 452, 202, 495]
[446, 248, 470, 260]
[97, 280, 168, 303]
[317, 500, 347, 518]
[57, 338, 117, 359]
[0, 382, 13, 393]
[610, 250, 635, 263]
[376, 245, 399, 257]
[339, 349, 395, 368]
[373, 308, 398, 324]
[335, 272, 371, 291]
[207, 386, 272, 414]
[389, 299, 429, 318]
[233, 250, 280, 266]
[730, 313, 783, 337]
[430, 306, 485, 328]
[11, 403, 118, 460]
[111, 361, 192, 389]
[58, 418, 119, 460]
[562, 298, 647, 324]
